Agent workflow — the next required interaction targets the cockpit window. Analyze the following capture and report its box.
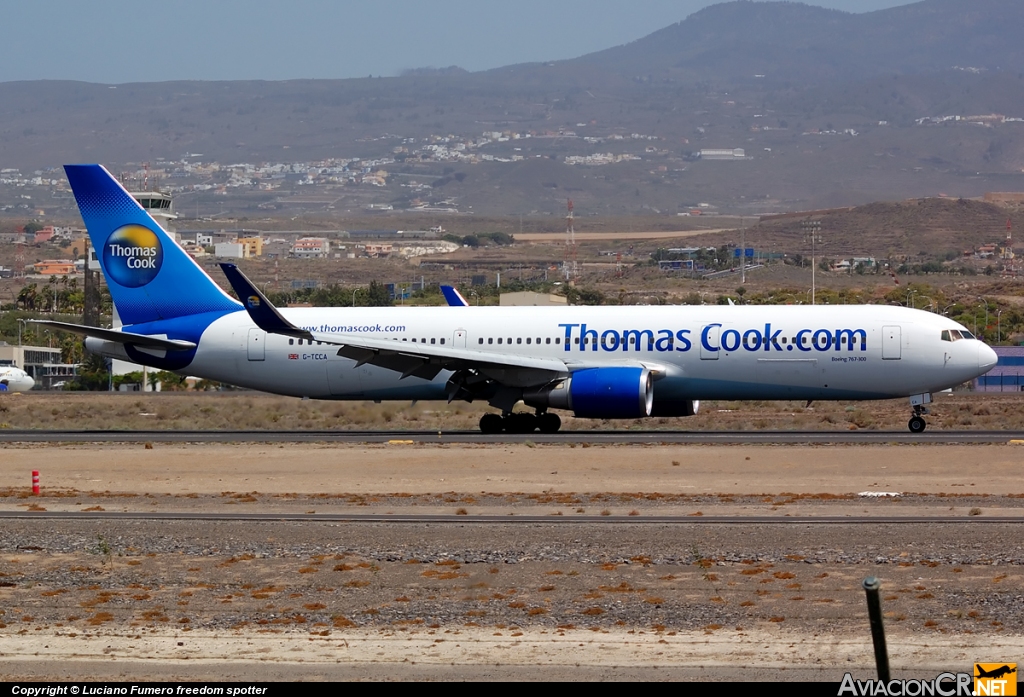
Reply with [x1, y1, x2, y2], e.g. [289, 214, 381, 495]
[942, 329, 972, 342]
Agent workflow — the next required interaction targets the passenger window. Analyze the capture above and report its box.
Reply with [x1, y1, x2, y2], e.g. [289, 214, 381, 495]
[289, 339, 294, 345]
[526, 338, 531, 344]
[488, 338, 493, 345]
[536, 338, 540, 344]
[781, 337, 787, 344]
[430, 338, 436, 344]
[478, 338, 484, 344]
[412, 338, 417, 343]
[546, 338, 551, 344]
[517, 338, 522, 344]
[440, 338, 445, 345]
[507, 338, 512, 344]
[497, 338, 503, 344]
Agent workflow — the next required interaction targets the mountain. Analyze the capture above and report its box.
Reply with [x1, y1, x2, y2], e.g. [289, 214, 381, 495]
[577, 0, 1024, 84]
[2, 0, 1024, 217]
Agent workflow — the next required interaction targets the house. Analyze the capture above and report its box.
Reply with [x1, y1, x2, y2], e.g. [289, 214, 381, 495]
[32, 260, 76, 275]
[237, 236, 263, 257]
[292, 237, 330, 258]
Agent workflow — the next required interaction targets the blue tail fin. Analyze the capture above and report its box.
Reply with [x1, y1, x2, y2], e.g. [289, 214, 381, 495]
[65, 164, 241, 326]
[440, 285, 469, 307]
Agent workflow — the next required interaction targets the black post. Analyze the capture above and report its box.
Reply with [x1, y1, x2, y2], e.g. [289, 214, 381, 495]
[863, 577, 890, 681]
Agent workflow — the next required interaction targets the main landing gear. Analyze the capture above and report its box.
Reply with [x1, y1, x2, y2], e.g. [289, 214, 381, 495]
[907, 393, 932, 433]
[479, 411, 561, 434]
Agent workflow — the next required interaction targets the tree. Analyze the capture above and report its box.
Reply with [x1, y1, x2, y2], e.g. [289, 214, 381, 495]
[17, 284, 38, 310]
[69, 354, 109, 391]
[366, 280, 393, 307]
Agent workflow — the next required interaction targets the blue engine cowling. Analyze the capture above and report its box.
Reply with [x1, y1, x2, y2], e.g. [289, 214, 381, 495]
[523, 367, 653, 419]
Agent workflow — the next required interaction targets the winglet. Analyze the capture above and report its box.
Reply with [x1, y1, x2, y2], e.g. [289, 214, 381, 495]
[440, 285, 469, 307]
[218, 263, 313, 340]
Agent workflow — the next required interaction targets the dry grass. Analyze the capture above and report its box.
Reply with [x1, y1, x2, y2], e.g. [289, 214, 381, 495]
[2, 391, 1022, 432]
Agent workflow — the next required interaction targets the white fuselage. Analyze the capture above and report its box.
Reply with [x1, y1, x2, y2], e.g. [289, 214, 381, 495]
[146, 304, 995, 404]
[0, 367, 35, 392]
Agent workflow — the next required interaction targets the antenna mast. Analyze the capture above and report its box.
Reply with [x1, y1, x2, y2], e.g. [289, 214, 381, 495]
[564, 199, 579, 281]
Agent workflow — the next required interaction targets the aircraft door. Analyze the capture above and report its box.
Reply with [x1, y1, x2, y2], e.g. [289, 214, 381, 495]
[882, 326, 901, 360]
[453, 329, 467, 348]
[700, 324, 720, 360]
[247, 328, 266, 361]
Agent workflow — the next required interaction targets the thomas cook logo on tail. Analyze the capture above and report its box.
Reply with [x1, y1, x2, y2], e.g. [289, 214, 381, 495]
[102, 224, 163, 288]
[247, 295, 261, 309]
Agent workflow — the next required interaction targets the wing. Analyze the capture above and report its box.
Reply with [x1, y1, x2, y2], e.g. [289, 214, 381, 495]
[218, 263, 568, 388]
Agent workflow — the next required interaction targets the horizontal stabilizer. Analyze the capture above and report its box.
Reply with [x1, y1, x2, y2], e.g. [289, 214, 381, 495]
[29, 320, 196, 351]
[218, 263, 313, 340]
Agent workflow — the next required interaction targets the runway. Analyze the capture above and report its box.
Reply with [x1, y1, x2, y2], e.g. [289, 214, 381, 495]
[2, 511, 1022, 524]
[2, 428, 1024, 444]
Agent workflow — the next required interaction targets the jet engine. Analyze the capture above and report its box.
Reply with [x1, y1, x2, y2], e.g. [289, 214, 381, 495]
[523, 366, 654, 419]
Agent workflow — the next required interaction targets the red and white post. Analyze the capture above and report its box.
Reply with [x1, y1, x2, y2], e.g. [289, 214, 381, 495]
[32, 470, 40, 495]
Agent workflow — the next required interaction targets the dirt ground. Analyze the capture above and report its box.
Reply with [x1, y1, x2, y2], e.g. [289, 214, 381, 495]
[0, 441, 1022, 681]
[1, 442, 1024, 499]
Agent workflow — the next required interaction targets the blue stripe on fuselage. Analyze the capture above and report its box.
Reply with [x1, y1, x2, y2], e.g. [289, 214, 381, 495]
[121, 310, 236, 371]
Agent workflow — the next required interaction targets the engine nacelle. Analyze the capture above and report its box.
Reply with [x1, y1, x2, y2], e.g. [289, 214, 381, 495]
[651, 399, 700, 417]
[524, 367, 654, 419]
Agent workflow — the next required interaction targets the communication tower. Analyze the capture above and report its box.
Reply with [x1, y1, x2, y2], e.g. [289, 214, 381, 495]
[563, 199, 579, 281]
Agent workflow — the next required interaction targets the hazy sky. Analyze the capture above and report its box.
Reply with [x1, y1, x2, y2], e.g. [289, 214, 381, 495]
[4, 0, 918, 83]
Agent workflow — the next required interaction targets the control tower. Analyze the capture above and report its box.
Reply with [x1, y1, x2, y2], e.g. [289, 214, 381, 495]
[128, 190, 177, 237]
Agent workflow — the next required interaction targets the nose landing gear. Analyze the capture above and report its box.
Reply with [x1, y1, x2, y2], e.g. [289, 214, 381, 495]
[907, 393, 932, 433]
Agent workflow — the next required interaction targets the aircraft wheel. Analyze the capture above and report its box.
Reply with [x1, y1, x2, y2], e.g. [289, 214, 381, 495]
[908, 416, 927, 433]
[480, 413, 504, 434]
[507, 413, 538, 434]
[537, 412, 561, 433]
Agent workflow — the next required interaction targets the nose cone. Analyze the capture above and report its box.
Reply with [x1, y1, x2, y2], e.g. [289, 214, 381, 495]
[23, 376, 34, 391]
[979, 343, 998, 373]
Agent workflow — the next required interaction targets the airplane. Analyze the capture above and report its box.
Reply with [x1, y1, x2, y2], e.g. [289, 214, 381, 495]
[34, 164, 997, 434]
[0, 366, 35, 392]
[976, 665, 1016, 680]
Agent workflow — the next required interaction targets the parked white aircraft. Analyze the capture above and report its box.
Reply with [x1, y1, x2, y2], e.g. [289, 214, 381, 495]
[35, 164, 997, 433]
[0, 366, 34, 392]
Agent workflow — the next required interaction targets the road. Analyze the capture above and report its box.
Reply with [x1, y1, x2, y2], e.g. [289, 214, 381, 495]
[2, 429, 1024, 444]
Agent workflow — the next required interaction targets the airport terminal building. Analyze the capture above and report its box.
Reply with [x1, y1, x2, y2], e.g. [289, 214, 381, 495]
[0, 343, 77, 389]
